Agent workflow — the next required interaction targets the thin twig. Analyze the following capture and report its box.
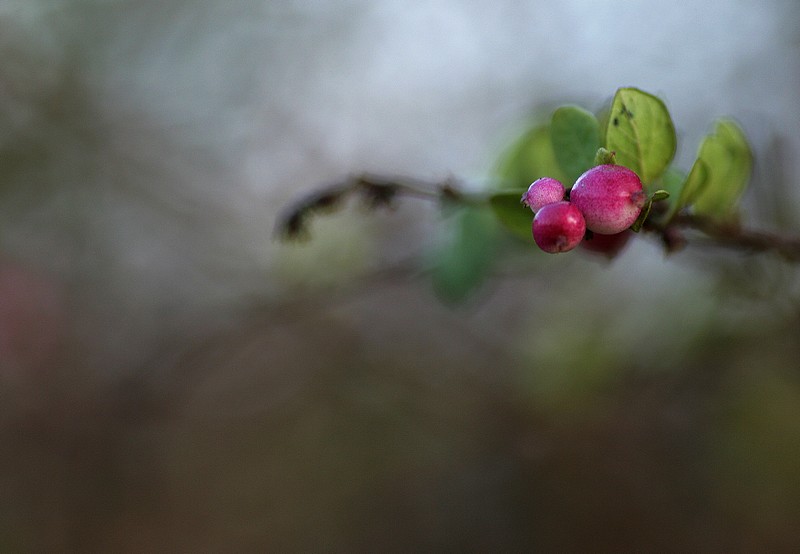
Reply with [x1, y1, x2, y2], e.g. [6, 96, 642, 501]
[661, 213, 800, 261]
[274, 174, 481, 239]
[276, 174, 800, 262]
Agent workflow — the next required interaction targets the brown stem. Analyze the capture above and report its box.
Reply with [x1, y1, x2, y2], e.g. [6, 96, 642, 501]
[658, 213, 800, 261]
[277, 174, 800, 262]
[275, 174, 478, 239]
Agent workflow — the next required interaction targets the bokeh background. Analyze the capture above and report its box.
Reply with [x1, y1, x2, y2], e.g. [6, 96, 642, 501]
[1, 0, 800, 551]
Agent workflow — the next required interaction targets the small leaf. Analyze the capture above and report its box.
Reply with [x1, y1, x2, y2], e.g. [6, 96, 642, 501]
[431, 207, 499, 303]
[630, 186, 671, 232]
[550, 106, 601, 184]
[489, 190, 534, 241]
[593, 147, 616, 166]
[605, 87, 677, 187]
[495, 124, 566, 190]
[650, 190, 670, 202]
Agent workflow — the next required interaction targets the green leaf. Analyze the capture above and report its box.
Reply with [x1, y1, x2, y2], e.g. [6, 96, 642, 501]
[605, 87, 677, 187]
[651, 190, 670, 202]
[657, 167, 686, 215]
[691, 119, 752, 219]
[431, 207, 499, 303]
[489, 189, 534, 241]
[495, 124, 566, 190]
[669, 119, 751, 221]
[550, 106, 601, 184]
[593, 147, 616, 166]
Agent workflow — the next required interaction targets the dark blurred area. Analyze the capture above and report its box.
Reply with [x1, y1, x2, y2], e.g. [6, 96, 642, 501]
[1, 1, 800, 552]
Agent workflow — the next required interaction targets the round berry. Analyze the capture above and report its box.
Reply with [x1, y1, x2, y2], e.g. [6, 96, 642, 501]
[580, 230, 632, 259]
[570, 165, 647, 234]
[532, 201, 586, 253]
[521, 177, 565, 212]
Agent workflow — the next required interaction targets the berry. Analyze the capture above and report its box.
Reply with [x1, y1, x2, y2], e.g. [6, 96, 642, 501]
[580, 230, 632, 259]
[570, 165, 647, 234]
[532, 201, 586, 253]
[521, 177, 565, 212]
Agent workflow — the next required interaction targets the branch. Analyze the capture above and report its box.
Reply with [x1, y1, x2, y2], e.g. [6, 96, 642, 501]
[656, 213, 800, 261]
[276, 174, 800, 262]
[274, 173, 476, 239]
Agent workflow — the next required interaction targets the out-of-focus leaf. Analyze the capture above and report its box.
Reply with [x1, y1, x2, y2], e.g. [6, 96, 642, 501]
[673, 158, 710, 217]
[550, 105, 601, 184]
[690, 119, 752, 219]
[495, 124, 566, 191]
[605, 87, 677, 187]
[431, 207, 499, 303]
[489, 190, 533, 242]
[657, 167, 686, 215]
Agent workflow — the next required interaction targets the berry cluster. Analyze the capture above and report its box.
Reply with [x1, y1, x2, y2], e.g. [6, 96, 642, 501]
[521, 164, 647, 256]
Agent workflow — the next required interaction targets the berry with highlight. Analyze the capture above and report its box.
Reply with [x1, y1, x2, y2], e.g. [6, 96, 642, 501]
[532, 201, 586, 253]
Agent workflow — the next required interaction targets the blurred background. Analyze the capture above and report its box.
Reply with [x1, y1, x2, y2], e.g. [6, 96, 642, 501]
[1, 0, 799, 551]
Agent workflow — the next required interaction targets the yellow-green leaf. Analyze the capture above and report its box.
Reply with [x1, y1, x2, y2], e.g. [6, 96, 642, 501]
[605, 87, 677, 187]
[691, 120, 752, 219]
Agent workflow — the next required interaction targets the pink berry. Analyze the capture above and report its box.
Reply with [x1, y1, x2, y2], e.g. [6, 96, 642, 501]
[569, 165, 647, 234]
[521, 177, 565, 212]
[532, 201, 586, 253]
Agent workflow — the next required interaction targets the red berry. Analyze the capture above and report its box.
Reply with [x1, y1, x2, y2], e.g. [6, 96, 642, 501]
[532, 201, 586, 253]
[580, 230, 632, 259]
[521, 177, 565, 212]
[570, 165, 646, 234]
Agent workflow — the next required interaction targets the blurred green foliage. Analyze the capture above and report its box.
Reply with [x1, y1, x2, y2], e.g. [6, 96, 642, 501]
[431, 206, 500, 303]
[679, 119, 753, 221]
[550, 105, 601, 184]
